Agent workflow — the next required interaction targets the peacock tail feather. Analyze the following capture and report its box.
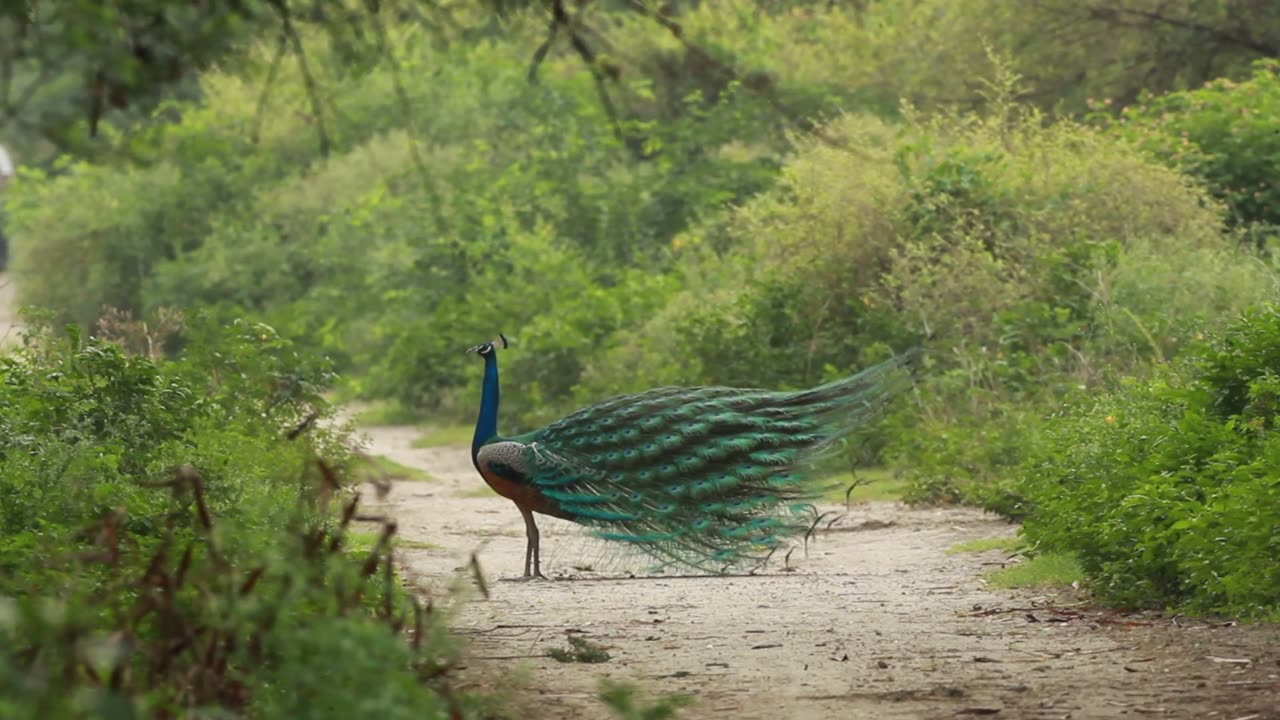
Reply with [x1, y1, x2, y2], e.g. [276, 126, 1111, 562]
[475, 352, 915, 573]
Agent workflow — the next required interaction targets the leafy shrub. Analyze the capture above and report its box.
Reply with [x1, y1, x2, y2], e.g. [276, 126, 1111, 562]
[1105, 59, 1280, 250]
[591, 70, 1274, 501]
[1019, 304, 1280, 618]
[598, 679, 694, 720]
[6, 14, 825, 426]
[0, 318, 492, 717]
[648, 0, 1279, 123]
[9, 3, 1279, 498]
[0, 313, 340, 588]
[15, 2, 1276, 436]
[0, 485, 476, 719]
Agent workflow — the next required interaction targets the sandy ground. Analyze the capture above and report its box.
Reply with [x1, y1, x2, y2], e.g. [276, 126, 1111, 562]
[354, 423, 1280, 720]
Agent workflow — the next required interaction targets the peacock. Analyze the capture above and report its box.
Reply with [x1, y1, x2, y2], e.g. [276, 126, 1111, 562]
[467, 335, 914, 579]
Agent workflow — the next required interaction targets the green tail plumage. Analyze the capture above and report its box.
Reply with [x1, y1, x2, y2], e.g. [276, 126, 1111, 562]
[475, 352, 915, 573]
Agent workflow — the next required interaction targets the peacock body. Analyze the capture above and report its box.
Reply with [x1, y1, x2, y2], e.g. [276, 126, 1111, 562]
[468, 335, 913, 578]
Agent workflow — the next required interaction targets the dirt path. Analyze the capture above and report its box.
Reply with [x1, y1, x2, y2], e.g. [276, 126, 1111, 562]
[355, 424, 1280, 720]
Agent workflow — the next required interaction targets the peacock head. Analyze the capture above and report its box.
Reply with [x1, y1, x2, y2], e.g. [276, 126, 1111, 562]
[466, 334, 509, 358]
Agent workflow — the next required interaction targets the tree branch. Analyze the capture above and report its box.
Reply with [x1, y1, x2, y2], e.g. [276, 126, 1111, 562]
[545, 0, 630, 152]
[1074, 2, 1278, 57]
[267, 0, 331, 157]
[1, 52, 11, 112]
[624, 0, 854, 153]
[526, 13, 560, 83]
[365, 0, 448, 234]
[251, 32, 290, 146]
[0, 59, 62, 132]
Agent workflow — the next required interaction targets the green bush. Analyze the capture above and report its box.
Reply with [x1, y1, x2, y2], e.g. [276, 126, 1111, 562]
[591, 74, 1274, 501]
[14, 3, 1277, 434]
[1019, 304, 1280, 618]
[1105, 59, 1280, 249]
[8, 3, 1280, 507]
[649, 0, 1279, 122]
[8, 15, 829, 426]
[0, 317, 489, 718]
[0, 313, 341, 588]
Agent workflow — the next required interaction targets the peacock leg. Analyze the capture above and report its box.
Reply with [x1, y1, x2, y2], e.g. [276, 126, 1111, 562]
[519, 506, 546, 579]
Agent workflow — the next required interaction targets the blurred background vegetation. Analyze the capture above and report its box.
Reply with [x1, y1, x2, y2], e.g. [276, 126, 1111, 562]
[2, 0, 1280, 715]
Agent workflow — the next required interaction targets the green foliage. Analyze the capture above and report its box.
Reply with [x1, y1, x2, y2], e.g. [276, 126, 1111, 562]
[0, 319, 485, 718]
[598, 679, 694, 720]
[4, 0, 1279, 615]
[946, 536, 1022, 555]
[0, 0, 261, 163]
[6, 0, 1276, 170]
[0, 316, 338, 595]
[1105, 60, 1280, 249]
[412, 424, 476, 449]
[546, 634, 612, 664]
[983, 553, 1084, 591]
[352, 453, 438, 484]
[944, 1, 1280, 114]
[0, 503, 470, 720]
[8, 13, 826, 426]
[9, 0, 1280, 708]
[0, 1, 567, 164]
[10, 2, 1280, 437]
[598, 63, 1273, 503]
[819, 467, 907, 505]
[1019, 304, 1280, 617]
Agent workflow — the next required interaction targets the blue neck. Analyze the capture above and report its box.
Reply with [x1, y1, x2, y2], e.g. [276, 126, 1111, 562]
[472, 353, 500, 461]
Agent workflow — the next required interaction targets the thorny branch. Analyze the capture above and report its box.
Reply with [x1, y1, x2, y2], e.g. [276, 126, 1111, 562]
[40, 460, 463, 712]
